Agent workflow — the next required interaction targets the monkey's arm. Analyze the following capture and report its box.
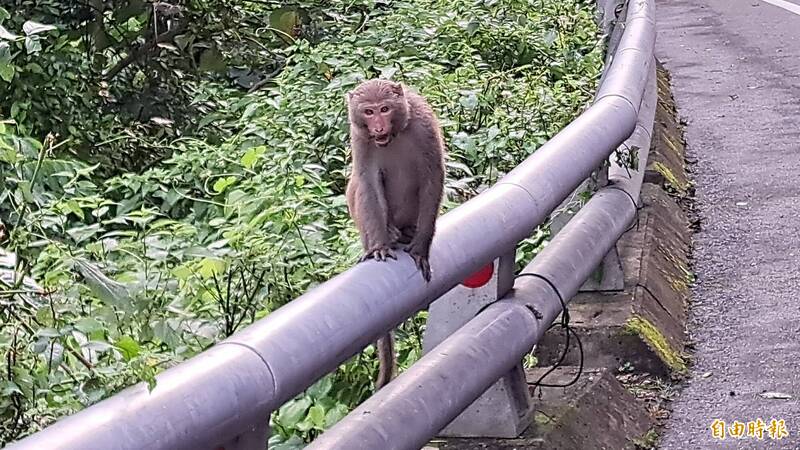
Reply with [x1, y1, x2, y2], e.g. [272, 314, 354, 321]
[354, 169, 396, 261]
[406, 152, 444, 281]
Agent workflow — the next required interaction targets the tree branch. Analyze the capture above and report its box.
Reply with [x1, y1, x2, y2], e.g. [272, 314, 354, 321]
[103, 21, 186, 81]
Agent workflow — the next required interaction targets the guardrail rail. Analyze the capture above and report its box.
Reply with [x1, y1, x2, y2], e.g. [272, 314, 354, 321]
[7, 0, 657, 449]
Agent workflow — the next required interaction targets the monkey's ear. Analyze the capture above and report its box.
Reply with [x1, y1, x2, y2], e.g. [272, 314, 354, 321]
[390, 82, 404, 97]
[345, 91, 352, 105]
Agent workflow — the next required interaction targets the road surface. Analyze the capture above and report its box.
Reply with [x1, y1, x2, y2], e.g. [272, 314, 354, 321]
[655, 0, 800, 448]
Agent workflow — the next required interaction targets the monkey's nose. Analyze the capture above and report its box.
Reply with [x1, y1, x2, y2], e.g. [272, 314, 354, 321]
[374, 127, 384, 134]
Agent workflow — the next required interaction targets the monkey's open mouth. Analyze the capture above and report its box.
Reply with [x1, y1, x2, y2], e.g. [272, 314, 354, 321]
[374, 134, 391, 146]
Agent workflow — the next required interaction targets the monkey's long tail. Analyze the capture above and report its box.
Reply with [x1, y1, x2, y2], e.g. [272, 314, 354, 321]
[375, 332, 396, 390]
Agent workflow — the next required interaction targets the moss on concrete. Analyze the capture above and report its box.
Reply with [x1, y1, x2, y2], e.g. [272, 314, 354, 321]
[652, 161, 689, 194]
[624, 315, 687, 374]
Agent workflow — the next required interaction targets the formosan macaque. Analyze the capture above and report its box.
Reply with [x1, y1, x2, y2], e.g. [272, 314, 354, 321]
[345, 79, 445, 389]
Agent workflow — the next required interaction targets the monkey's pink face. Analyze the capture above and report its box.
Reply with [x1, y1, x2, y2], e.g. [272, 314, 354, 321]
[359, 103, 399, 147]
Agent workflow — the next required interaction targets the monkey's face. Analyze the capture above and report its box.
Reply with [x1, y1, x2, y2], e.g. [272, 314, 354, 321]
[360, 102, 402, 147]
[347, 80, 410, 147]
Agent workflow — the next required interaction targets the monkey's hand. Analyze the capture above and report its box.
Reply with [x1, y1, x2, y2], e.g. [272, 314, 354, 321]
[360, 244, 397, 262]
[404, 242, 431, 282]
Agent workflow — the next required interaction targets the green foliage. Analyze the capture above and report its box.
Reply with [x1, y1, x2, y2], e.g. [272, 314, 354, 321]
[0, 0, 295, 173]
[0, 0, 604, 446]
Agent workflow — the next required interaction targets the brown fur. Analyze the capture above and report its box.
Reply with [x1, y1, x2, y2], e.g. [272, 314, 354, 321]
[344, 79, 446, 389]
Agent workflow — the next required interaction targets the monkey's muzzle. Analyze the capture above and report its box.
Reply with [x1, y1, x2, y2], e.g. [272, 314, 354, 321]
[374, 134, 391, 146]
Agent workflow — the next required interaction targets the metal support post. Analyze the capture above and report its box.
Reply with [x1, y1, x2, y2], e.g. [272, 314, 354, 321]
[554, 163, 625, 293]
[579, 245, 625, 292]
[422, 250, 533, 438]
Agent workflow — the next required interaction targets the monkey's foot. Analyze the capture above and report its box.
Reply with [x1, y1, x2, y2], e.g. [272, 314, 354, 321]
[360, 245, 396, 262]
[404, 246, 431, 282]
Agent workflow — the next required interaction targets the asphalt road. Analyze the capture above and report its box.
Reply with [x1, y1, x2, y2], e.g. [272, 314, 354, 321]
[655, 0, 800, 448]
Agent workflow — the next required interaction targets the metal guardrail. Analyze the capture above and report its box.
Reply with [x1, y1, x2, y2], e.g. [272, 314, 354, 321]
[307, 61, 658, 450]
[7, 0, 656, 449]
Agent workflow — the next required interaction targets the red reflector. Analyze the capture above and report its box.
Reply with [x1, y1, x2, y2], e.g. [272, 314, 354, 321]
[461, 262, 494, 288]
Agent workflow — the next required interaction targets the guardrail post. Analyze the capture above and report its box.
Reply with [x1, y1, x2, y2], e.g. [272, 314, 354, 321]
[214, 421, 269, 450]
[548, 162, 605, 238]
[422, 250, 533, 437]
[579, 245, 625, 291]
[551, 165, 625, 292]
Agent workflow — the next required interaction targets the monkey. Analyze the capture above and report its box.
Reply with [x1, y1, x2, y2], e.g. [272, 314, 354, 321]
[344, 79, 445, 389]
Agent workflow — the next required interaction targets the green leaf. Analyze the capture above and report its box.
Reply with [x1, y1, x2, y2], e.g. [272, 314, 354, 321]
[1, 381, 22, 396]
[459, 91, 479, 110]
[0, 25, 18, 41]
[377, 65, 398, 80]
[198, 46, 226, 72]
[307, 405, 325, 429]
[22, 62, 42, 75]
[45, 342, 65, 366]
[212, 176, 237, 194]
[241, 103, 259, 121]
[466, 21, 480, 36]
[278, 397, 312, 428]
[240, 146, 266, 169]
[324, 403, 349, 428]
[270, 435, 305, 450]
[23, 21, 57, 36]
[487, 124, 501, 141]
[152, 320, 177, 347]
[0, 41, 13, 82]
[67, 224, 102, 244]
[75, 318, 103, 334]
[61, 199, 85, 219]
[0, 62, 13, 82]
[0, 7, 10, 22]
[171, 264, 193, 281]
[25, 36, 42, 54]
[84, 341, 114, 353]
[295, 416, 314, 432]
[10, 101, 22, 120]
[197, 257, 226, 279]
[208, 217, 227, 227]
[74, 258, 133, 312]
[543, 29, 558, 47]
[0, 144, 17, 163]
[17, 180, 33, 203]
[174, 34, 193, 51]
[307, 375, 333, 400]
[36, 328, 61, 338]
[115, 336, 141, 361]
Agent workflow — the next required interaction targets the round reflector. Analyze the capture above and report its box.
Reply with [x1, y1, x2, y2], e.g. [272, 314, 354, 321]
[461, 262, 494, 288]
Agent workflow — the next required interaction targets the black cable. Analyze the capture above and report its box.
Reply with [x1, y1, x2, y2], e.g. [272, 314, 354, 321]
[605, 184, 644, 233]
[514, 273, 584, 396]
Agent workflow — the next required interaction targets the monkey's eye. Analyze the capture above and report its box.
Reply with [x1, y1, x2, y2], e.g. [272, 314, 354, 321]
[364, 109, 374, 116]
[380, 106, 389, 113]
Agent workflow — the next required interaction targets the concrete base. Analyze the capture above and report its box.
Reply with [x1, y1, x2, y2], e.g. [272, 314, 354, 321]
[428, 367, 654, 450]
[535, 184, 691, 377]
[437, 364, 534, 438]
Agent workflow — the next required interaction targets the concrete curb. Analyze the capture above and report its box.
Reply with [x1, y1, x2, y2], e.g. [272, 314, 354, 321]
[429, 368, 654, 450]
[535, 60, 691, 381]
